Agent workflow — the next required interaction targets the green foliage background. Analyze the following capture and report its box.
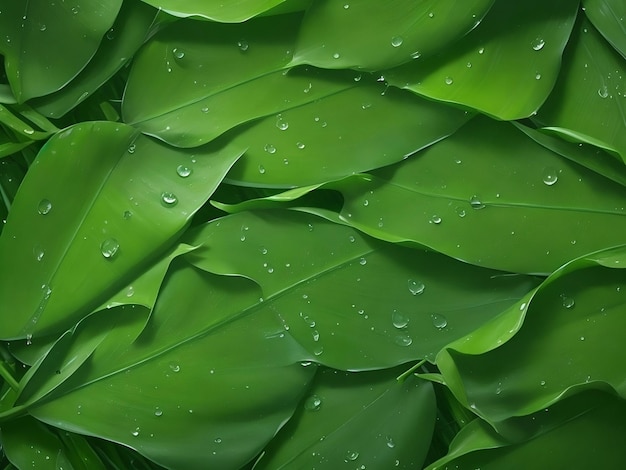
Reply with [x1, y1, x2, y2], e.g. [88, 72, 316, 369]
[0, 0, 626, 468]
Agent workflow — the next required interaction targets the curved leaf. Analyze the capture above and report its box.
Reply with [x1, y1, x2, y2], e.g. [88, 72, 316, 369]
[0, 0, 123, 102]
[255, 367, 436, 469]
[336, 116, 626, 274]
[291, 0, 495, 71]
[0, 122, 242, 339]
[386, 0, 579, 120]
[535, 16, 626, 161]
[138, 0, 288, 22]
[436, 245, 626, 426]
[583, 0, 626, 58]
[183, 210, 538, 369]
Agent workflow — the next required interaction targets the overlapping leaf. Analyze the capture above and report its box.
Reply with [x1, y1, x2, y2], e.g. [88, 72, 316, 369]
[137, 0, 301, 22]
[0, 122, 242, 339]
[583, 0, 626, 58]
[291, 0, 495, 71]
[386, 0, 579, 120]
[335, 116, 626, 274]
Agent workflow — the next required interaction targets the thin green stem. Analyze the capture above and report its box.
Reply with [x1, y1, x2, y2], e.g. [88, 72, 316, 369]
[0, 404, 27, 422]
[396, 359, 427, 383]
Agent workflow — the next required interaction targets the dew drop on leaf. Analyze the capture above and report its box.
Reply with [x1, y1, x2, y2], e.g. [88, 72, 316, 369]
[304, 394, 322, 411]
[345, 451, 360, 462]
[237, 40, 249, 52]
[264, 144, 276, 154]
[561, 295, 575, 309]
[386, 436, 396, 448]
[532, 37, 545, 51]
[173, 47, 185, 59]
[33, 245, 44, 261]
[469, 195, 485, 209]
[408, 279, 425, 295]
[392, 310, 410, 329]
[176, 165, 192, 178]
[161, 192, 178, 207]
[37, 199, 52, 215]
[444, 76, 454, 85]
[394, 333, 413, 346]
[542, 167, 558, 185]
[431, 313, 448, 329]
[391, 36, 403, 47]
[100, 238, 119, 259]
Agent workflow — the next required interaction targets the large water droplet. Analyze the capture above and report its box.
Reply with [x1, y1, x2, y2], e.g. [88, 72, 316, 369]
[304, 394, 322, 411]
[345, 451, 360, 462]
[562, 295, 575, 309]
[131, 427, 140, 437]
[38, 199, 52, 215]
[542, 167, 558, 186]
[394, 333, 413, 347]
[154, 407, 163, 417]
[275, 115, 289, 131]
[392, 310, 410, 329]
[470, 195, 485, 209]
[173, 47, 185, 59]
[408, 279, 425, 295]
[430, 215, 442, 224]
[444, 76, 454, 85]
[161, 192, 178, 207]
[176, 165, 192, 178]
[359, 257, 367, 266]
[532, 37, 545, 51]
[391, 36, 403, 47]
[100, 238, 119, 259]
[264, 143, 276, 154]
[431, 313, 448, 329]
[332, 52, 340, 59]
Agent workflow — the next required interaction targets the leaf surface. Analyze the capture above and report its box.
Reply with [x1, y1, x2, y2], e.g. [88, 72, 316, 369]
[583, 0, 626, 58]
[138, 0, 288, 22]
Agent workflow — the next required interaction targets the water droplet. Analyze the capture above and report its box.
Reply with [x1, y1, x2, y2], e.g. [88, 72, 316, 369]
[411, 51, 421, 59]
[33, 245, 45, 261]
[106, 28, 115, 40]
[431, 313, 448, 329]
[359, 257, 367, 266]
[126, 286, 135, 297]
[304, 394, 322, 411]
[386, 436, 395, 448]
[161, 192, 178, 207]
[39, 24, 47, 31]
[455, 207, 466, 218]
[598, 85, 609, 98]
[173, 48, 185, 59]
[430, 215, 442, 224]
[176, 165, 192, 178]
[391, 36, 403, 47]
[237, 39, 249, 52]
[344, 3, 350, 9]
[348, 235, 356, 243]
[345, 451, 360, 462]
[38, 199, 52, 215]
[562, 295, 575, 309]
[258, 165, 266, 174]
[428, 12, 434, 18]
[275, 115, 289, 131]
[580, 336, 585, 341]
[444, 76, 454, 85]
[26, 333, 33, 345]
[169, 362, 180, 372]
[466, 61, 472, 68]
[296, 141, 305, 149]
[123, 210, 132, 220]
[542, 167, 558, 185]
[261, 247, 268, 255]
[535, 72, 542, 80]
[478, 47, 485, 54]
[313, 345, 324, 356]
[332, 52, 340, 59]
[392, 310, 410, 329]
[264, 143, 276, 154]
[363, 199, 369, 207]
[532, 37, 545, 51]
[312, 329, 320, 342]
[201, 106, 209, 113]
[408, 279, 425, 295]
[154, 407, 163, 417]
[540, 380, 546, 386]
[470, 195, 485, 209]
[127, 143, 136, 154]
[100, 238, 119, 259]
[131, 428, 140, 437]
[394, 333, 413, 347]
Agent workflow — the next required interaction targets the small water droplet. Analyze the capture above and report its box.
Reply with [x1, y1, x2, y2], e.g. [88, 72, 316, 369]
[201, 106, 209, 113]
[391, 36, 403, 47]
[580, 336, 585, 341]
[127, 143, 136, 154]
[39, 24, 47, 31]
[430, 215, 442, 224]
[237, 39, 249, 51]
[455, 207, 466, 218]
[392, 310, 410, 329]
[304, 394, 322, 411]
[444, 76, 454, 85]
[313, 345, 324, 356]
[264, 143, 276, 154]
[470, 195, 485, 209]
[258, 165, 266, 174]
[126, 286, 135, 297]
[478, 47, 485, 54]
[38, 199, 52, 215]
[431, 313, 448, 329]
[131, 427, 140, 437]
[33, 245, 45, 261]
[345, 451, 360, 462]
[261, 247, 268, 255]
[161, 192, 178, 207]
[214, 437, 222, 444]
[542, 167, 558, 185]
[106, 28, 115, 40]
[394, 333, 413, 347]
[532, 37, 545, 51]
[408, 279, 425, 295]
[26, 333, 33, 345]
[561, 295, 575, 309]
[386, 436, 396, 448]
[344, 3, 350, 9]
[296, 141, 305, 149]
[598, 85, 609, 98]
[100, 238, 120, 259]
[540, 380, 546, 386]
[154, 407, 163, 417]
[173, 48, 185, 59]
[176, 165, 192, 178]
[535, 72, 542, 80]
[275, 115, 289, 131]
[411, 51, 421, 59]
[359, 257, 367, 266]
[466, 61, 472, 68]
[348, 235, 356, 243]
[428, 12, 434, 18]
[123, 210, 132, 220]
[169, 362, 180, 373]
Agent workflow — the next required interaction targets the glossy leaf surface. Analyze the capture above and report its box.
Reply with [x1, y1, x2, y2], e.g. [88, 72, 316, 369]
[583, 0, 626, 58]
[255, 367, 436, 469]
[0, 122, 241, 339]
[336, 116, 626, 274]
[138, 0, 287, 22]
[292, 0, 495, 71]
[0, 0, 123, 102]
[387, 0, 578, 120]
[536, 17, 626, 161]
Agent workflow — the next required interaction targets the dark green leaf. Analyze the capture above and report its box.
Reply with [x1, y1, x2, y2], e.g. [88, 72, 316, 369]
[138, 0, 288, 22]
[583, 0, 626, 58]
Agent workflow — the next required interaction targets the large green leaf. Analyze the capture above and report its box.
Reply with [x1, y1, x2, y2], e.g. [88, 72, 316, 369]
[583, 0, 626, 58]
[29, 1, 160, 118]
[291, 0, 495, 71]
[0, 0, 123, 102]
[386, 0, 578, 120]
[335, 116, 626, 274]
[426, 391, 626, 469]
[183, 210, 538, 369]
[535, 17, 626, 161]
[0, 122, 242, 340]
[138, 0, 290, 22]
[436, 245, 626, 427]
[255, 367, 436, 469]
[24, 264, 315, 470]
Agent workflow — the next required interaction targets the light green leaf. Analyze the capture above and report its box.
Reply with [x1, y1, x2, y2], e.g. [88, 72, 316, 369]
[255, 367, 436, 469]
[535, 17, 626, 161]
[336, 116, 626, 274]
[583, 0, 626, 58]
[291, 0, 495, 71]
[0, 122, 242, 340]
[386, 0, 579, 120]
[183, 210, 538, 369]
[0, 0, 123, 102]
[138, 0, 288, 22]
[436, 245, 626, 426]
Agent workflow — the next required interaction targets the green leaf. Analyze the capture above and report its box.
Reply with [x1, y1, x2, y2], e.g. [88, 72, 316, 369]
[0, 122, 242, 340]
[336, 116, 626, 274]
[386, 0, 579, 120]
[255, 367, 436, 469]
[29, 1, 159, 119]
[183, 210, 538, 369]
[426, 391, 626, 469]
[583, 0, 626, 58]
[138, 0, 288, 22]
[535, 16, 626, 161]
[0, 0, 123, 102]
[291, 0, 495, 71]
[26, 264, 315, 470]
[436, 245, 626, 426]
